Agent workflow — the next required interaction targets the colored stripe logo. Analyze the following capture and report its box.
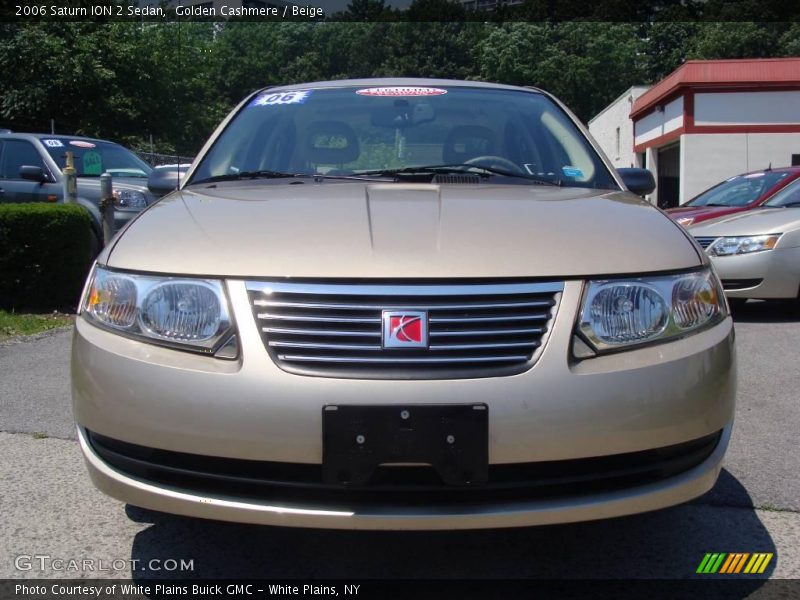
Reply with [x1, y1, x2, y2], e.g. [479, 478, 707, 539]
[697, 553, 773, 574]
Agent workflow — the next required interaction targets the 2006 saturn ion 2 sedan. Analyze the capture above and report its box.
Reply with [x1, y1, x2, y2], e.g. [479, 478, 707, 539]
[72, 79, 736, 530]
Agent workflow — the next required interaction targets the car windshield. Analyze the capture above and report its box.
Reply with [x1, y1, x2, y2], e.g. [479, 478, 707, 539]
[686, 171, 790, 207]
[188, 85, 618, 189]
[41, 138, 152, 178]
[763, 178, 800, 207]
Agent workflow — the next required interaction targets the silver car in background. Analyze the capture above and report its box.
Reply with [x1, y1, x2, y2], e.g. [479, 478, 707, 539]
[690, 177, 800, 303]
[71, 79, 735, 530]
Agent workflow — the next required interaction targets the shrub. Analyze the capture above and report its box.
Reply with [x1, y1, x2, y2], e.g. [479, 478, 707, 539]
[0, 203, 94, 310]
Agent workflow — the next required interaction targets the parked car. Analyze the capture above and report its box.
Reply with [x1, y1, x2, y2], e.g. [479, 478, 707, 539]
[667, 166, 800, 227]
[689, 176, 800, 304]
[72, 79, 735, 530]
[0, 133, 161, 250]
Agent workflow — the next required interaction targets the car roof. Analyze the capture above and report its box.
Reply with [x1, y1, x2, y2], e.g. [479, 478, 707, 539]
[262, 78, 545, 95]
[0, 132, 115, 144]
[729, 166, 800, 177]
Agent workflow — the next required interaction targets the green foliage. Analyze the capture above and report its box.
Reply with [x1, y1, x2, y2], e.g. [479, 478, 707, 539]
[0, 204, 93, 311]
[0, 18, 797, 155]
[0, 22, 220, 155]
[0, 310, 73, 339]
[478, 23, 647, 122]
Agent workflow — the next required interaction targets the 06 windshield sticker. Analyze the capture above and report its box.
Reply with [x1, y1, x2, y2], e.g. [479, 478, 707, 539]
[251, 90, 312, 107]
[355, 87, 447, 97]
[43, 139, 63, 147]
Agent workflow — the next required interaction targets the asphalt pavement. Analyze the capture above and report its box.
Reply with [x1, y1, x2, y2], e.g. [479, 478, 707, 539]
[1, 301, 799, 581]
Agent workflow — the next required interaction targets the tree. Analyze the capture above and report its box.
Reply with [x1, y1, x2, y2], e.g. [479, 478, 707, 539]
[478, 23, 646, 123]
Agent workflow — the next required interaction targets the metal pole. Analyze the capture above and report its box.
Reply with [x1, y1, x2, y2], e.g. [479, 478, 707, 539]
[99, 172, 115, 245]
[50, 118, 55, 134]
[63, 151, 77, 204]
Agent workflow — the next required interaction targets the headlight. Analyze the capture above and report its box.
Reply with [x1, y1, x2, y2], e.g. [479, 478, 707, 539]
[82, 266, 237, 356]
[708, 234, 781, 256]
[112, 189, 148, 210]
[578, 268, 726, 353]
[676, 217, 694, 227]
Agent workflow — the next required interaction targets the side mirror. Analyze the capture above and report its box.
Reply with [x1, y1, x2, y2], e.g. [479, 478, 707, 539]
[147, 166, 183, 197]
[617, 168, 656, 197]
[19, 165, 47, 183]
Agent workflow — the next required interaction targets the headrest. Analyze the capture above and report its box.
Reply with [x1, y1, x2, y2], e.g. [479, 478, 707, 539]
[305, 121, 360, 164]
[442, 126, 497, 165]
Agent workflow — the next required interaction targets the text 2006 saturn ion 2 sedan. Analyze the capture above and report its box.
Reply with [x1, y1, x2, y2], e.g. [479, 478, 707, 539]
[72, 79, 736, 530]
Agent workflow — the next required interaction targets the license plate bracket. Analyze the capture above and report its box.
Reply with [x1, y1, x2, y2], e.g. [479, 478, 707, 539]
[322, 404, 488, 487]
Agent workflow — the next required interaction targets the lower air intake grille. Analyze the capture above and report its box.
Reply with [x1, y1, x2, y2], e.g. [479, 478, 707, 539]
[722, 278, 763, 290]
[246, 281, 563, 379]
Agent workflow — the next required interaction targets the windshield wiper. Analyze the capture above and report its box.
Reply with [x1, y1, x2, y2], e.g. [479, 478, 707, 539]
[191, 169, 306, 185]
[191, 169, 390, 186]
[357, 164, 561, 186]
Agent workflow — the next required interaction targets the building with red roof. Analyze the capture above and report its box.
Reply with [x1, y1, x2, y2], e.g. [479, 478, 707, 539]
[590, 58, 800, 207]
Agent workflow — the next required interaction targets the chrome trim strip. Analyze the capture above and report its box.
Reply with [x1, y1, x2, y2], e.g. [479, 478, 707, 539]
[263, 327, 381, 337]
[430, 341, 539, 350]
[429, 328, 544, 337]
[277, 354, 529, 364]
[257, 313, 381, 324]
[254, 300, 554, 311]
[268, 341, 382, 351]
[246, 281, 564, 296]
[429, 314, 549, 323]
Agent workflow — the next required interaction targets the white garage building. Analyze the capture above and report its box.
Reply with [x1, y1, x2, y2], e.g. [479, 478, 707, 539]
[589, 58, 800, 208]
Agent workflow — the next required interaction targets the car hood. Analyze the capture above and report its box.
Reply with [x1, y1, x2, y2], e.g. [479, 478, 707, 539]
[105, 182, 702, 278]
[689, 208, 800, 238]
[666, 205, 744, 222]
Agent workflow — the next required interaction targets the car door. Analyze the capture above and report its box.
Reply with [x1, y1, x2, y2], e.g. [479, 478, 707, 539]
[0, 139, 53, 203]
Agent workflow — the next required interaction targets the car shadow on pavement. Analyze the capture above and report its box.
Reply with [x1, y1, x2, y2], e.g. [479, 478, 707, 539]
[730, 299, 800, 323]
[127, 468, 775, 590]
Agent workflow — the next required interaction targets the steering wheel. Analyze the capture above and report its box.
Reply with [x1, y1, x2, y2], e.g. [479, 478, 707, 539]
[464, 155, 526, 175]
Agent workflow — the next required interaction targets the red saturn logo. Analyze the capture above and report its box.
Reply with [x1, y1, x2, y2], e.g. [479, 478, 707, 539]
[382, 311, 428, 349]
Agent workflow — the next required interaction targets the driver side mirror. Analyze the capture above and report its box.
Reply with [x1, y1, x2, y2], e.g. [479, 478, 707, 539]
[148, 166, 184, 197]
[19, 165, 48, 183]
[617, 168, 656, 197]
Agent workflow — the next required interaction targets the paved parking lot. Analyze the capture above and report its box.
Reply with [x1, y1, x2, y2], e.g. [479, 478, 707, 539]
[1, 301, 799, 582]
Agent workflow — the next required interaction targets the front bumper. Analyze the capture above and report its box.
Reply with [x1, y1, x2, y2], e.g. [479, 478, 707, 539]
[72, 279, 736, 529]
[78, 424, 731, 530]
[711, 246, 800, 299]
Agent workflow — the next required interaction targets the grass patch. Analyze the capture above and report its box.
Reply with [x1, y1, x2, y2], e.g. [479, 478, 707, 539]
[31, 432, 48, 439]
[0, 310, 73, 340]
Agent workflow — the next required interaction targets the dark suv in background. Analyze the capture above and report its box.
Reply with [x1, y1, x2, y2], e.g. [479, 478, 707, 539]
[0, 132, 160, 249]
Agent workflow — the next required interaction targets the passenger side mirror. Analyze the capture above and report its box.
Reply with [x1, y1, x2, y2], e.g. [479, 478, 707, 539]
[19, 165, 47, 183]
[617, 168, 656, 197]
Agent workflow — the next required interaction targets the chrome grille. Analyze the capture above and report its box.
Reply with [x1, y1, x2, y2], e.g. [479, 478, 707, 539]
[246, 281, 563, 379]
[694, 236, 718, 250]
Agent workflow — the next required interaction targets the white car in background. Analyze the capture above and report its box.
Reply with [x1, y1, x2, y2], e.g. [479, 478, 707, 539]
[689, 177, 800, 305]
